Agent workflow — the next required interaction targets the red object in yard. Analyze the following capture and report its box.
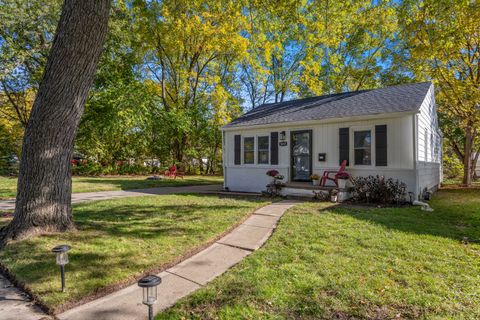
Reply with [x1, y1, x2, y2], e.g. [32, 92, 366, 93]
[320, 160, 348, 187]
[164, 165, 185, 179]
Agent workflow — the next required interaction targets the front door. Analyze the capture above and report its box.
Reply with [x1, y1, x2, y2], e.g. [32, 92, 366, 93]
[291, 130, 312, 181]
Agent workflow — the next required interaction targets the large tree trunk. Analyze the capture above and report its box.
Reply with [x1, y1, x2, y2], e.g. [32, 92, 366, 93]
[462, 127, 473, 186]
[1, 0, 111, 245]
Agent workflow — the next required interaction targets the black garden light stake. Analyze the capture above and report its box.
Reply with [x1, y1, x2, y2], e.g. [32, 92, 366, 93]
[51, 245, 71, 292]
[408, 192, 415, 204]
[138, 275, 162, 320]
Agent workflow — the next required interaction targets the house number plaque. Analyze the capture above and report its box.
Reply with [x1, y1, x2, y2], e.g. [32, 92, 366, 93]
[279, 141, 288, 147]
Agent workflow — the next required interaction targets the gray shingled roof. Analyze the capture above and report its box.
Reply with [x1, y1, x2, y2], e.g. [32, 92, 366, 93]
[224, 82, 432, 128]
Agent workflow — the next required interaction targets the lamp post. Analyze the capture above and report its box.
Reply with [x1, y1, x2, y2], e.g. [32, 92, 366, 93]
[51, 245, 71, 292]
[138, 275, 161, 320]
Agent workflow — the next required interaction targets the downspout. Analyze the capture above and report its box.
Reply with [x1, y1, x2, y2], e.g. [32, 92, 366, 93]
[413, 113, 419, 199]
[439, 130, 444, 183]
[222, 130, 226, 190]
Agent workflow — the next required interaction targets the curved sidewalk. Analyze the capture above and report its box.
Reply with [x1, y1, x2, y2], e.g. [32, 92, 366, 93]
[57, 200, 299, 320]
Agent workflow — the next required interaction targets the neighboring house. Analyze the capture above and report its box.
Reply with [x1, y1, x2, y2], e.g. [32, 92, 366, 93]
[222, 82, 442, 199]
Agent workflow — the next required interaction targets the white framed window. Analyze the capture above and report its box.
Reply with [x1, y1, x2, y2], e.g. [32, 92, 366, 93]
[257, 136, 269, 164]
[354, 130, 372, 165]
[243, 137, 255, 164]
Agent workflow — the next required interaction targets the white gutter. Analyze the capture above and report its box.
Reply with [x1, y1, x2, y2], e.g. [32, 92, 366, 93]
[222, 130, 226, 190]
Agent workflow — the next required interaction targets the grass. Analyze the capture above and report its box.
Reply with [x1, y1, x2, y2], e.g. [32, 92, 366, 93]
[158, 188, 480, 319]
[0, 194, 268, 312]
[0, 175, 223, 199]
[442, 176, 480, 187]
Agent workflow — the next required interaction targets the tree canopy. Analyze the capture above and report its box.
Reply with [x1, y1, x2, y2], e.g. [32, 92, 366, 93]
[0, 0, 479, 182]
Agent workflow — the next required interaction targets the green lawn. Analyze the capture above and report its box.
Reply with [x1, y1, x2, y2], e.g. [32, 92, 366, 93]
[442, 177, 480, 187]
[158, 188, 480, 319]
[0, 175, 223, 199]
[0, 194, 268, 313]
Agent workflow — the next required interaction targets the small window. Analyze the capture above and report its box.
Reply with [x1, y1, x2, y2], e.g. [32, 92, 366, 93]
[243, 137, 254, 164]
[257, 136, 269, 164]
[354, 130, 371, 165]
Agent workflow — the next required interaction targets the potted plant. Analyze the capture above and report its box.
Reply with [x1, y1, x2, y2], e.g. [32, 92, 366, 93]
[336, 172, 350, 189]
[266, 169, 280, 182]
[310, 174, 320, 186]
[330, 189, 338, 202]
[265, 170, 285, 196]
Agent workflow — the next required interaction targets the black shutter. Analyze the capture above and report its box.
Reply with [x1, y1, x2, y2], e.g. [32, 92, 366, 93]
[234, 134, 241, 165]
[339, 128, 349, 166]
[375, 125, 387, 166]
[270, 132, 279, 165]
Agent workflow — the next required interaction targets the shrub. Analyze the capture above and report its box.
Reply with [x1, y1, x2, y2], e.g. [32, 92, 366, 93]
[71, 159, 161, 176]
[351, 175, 407, 204]
[442, 153, 463, 179]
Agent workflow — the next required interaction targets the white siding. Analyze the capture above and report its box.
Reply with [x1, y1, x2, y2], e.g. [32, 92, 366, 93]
[224, 114, 416, 193]
[415, 84, 442, 196]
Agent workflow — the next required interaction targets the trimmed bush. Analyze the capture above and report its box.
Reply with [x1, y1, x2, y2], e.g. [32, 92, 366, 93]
[351, 175, 407, 204]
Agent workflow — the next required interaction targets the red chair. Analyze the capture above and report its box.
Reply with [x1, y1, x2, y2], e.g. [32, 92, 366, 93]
[320, 160, 347, 187]
[165, 165, 184, 179]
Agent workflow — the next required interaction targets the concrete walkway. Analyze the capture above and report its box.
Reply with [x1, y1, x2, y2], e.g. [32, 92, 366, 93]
[56, 200, 298, 320]
[0, 274, 50, 320]
[0, 184, 224, 211]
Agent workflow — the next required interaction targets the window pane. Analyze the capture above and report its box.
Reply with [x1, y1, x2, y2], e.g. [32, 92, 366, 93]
[258, 136, 269, 150]
[244, 151, 254, 164]
[257, 136, 269, 164]
[354, 131, 371, 148]
[244, 137, 254, 151]
[258, 151, 269, 164]
[355, 149, 371, 165]
[244, 137, 254, 164]
[354, 130, 371, 165]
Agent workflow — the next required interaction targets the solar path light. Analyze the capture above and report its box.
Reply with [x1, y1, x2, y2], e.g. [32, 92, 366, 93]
[138, 275, 162, 320]
[51, 244, 71, 292]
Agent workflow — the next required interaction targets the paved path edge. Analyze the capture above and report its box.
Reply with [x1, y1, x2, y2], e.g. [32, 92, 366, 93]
[56, 200, 300, 320]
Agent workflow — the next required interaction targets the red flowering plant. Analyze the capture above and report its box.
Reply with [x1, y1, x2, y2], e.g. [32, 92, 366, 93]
[266, 169, 280, 177]
[336, 172, 350, 180]
[266, 169, 284, 183]
[264, 169, 285, 196]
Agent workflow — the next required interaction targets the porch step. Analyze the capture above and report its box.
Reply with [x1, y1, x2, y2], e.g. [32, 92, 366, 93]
[284, 182, 350, 192]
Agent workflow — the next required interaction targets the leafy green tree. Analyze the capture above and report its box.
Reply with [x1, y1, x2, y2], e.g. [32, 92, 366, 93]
[0, 0, 62, 168]
[301, 0, 400, 95]
[1, 0, 111, 245]
[0, 0, 62, 127]
[133, 0, 246, 164]
[76, 4, 158, 164]
[399, 0, 480, 185]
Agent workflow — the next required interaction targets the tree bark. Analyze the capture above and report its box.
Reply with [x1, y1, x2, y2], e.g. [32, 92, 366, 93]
[462, 127, 473, 186]
[1, 0, 111, 245]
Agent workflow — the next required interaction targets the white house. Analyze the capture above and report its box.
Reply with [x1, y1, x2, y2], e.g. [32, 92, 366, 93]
[222, 82, 442, 199]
